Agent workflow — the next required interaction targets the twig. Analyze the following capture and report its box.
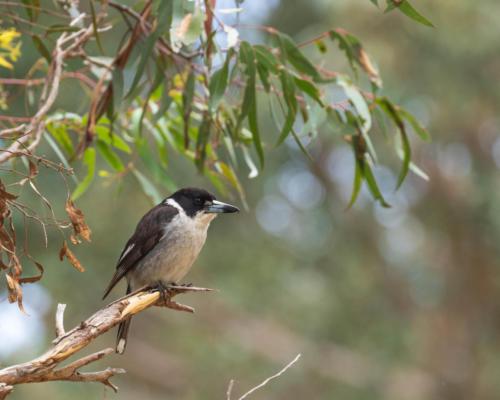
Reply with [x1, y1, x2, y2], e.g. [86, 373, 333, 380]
[228, 354, 301, 400]
[226, 379, 235, 400]
[0, 285, 212, 398]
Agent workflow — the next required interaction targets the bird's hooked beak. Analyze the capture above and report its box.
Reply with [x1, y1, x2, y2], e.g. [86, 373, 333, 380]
[204, 200, 239, 214]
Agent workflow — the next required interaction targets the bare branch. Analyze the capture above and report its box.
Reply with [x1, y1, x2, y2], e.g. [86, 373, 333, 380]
[0, 286, 212, 397]
[228, 354, 301, 400]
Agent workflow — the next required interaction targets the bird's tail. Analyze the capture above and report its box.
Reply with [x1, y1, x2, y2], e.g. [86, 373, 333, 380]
[116, 284, 132, 354]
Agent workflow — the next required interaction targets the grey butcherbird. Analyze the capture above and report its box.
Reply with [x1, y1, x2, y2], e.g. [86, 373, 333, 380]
[102, 187, 239, 354]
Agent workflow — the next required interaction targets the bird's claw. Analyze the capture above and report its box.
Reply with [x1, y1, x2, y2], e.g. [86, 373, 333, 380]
[152, 281, 172, 304]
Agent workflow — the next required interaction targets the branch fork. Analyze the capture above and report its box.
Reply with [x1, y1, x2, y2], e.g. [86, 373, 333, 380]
[0, 285, 212, 398]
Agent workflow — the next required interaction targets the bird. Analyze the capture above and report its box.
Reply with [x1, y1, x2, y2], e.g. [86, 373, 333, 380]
[102, 187, 239, 354]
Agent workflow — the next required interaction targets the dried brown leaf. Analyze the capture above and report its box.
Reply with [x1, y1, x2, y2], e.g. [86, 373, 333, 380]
[5, 273, 25, 313]
[59, 241, 85, 272]
[0, 179, 16, 224]
[65, 199, 92, 243]
[28, 160, 39, 179]
[358, 48, 381, 86]
[19, 260, 44, 284]
[0, 226, 15, 253]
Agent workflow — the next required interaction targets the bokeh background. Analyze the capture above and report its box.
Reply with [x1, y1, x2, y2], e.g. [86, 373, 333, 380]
[2, 1, 500, 399]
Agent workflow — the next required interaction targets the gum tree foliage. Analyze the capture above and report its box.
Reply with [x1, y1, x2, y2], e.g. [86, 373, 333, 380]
[0, 0, 431, 309]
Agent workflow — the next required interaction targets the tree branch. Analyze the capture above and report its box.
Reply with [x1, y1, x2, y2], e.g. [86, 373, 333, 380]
[0, 285, 213, 397]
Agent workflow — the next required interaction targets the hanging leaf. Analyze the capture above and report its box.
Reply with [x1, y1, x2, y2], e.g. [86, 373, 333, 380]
[330, 29, 381, 86]
[346, 153, 363, 209]
[182, 69, 196, 148]
[361, 157, 390, 207]
[65, 199, 92, 243]
[277, 32, 321, 81]
[397, 108, 431, 141]
[72, 147, 96, 200]
[375, 97, 411, 188]
[208, 49, 233, 112]
[195, 113, 212, 171]
[111, 69, 124, 116]
[239, 41, 264, 166]
[294, 76, 323, 106]
[89, 0, 104, 54]
[59, 241, 85, 272]
[133, 170, 162, 204]
[276, 70, 298, 145]
[126, 32, 159, 98]
[31, 35, 51, 64]
[386, 0, 434, 28]
[96, 140, 125, 172]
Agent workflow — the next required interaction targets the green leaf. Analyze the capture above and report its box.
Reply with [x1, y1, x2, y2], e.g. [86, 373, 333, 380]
[277, 33, 321, 81]
[44, 135, 76, 183]
[46, 25, 80, 34]
[338, 78, 372, 132]
[239, 42, 264, 166]
[127, 33, 159, 98]
[369, 0, 379, 6]
[96, 140, 124, 171]
[254, 45, 279, 72]
[47, 122, 73, 155]
[153, 81, 173, 123]
[111, 69, 124, 115]
[347, 155, 363, 209]
[182, 69, 196, 146]
[294, 77, 323, 106]
[94, 125, 131, 153]
[375, 97, 411, 188]
[239, 42, 256, 84]
[195, 113, 211, 171]
[208, 50, 233, 112]
[242, 146, 258, 178]
[21, 0, 40, 21]
[139, 58, 166, 134]
[89, 0, 104, 54]
[72, 148, 96, 200]
[361, 158, 390, 207]
[155, 0, 174, 38]
[396, 123, 411, 188]
[254, 45, 280, 91]
[248, 92, 264, 167]
[133, 170, 162, 204]
[276, 71, 297, 145]
[217, 161, 246, 204]
[386, 0, 434, 27]
[398, 108, 430, 141]
[31, 35, 51, 64]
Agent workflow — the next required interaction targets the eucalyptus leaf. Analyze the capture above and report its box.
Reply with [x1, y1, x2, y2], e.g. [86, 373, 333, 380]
[72, 147, 96, 200]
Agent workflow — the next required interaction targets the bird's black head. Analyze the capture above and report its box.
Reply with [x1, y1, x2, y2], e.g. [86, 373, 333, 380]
[168, 187, 239, 218]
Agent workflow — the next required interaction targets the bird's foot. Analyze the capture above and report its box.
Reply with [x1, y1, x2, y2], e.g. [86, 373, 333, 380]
[152, 281, 172, 304]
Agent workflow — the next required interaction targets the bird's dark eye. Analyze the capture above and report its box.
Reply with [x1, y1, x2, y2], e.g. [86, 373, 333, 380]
[194, 197, 203, 206]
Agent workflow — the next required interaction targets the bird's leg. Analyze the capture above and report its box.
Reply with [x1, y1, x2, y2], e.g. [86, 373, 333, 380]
[153, 281, 172, 305]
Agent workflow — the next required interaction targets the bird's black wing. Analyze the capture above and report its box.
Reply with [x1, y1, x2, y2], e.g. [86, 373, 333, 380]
[102, 202, 178, 299]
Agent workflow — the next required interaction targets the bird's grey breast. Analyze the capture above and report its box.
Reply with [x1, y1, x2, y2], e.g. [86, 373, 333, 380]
[129, 213, 211, 288]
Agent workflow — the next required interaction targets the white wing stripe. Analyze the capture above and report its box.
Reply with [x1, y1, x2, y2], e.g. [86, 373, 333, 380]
[118, 243, 135, 263]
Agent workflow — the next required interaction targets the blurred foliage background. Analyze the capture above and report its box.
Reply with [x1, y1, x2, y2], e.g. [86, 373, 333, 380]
[2, 0, 500, 399]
